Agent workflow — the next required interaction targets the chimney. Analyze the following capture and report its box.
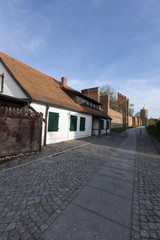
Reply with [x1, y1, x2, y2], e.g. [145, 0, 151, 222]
[100, 95, 110, 114]
[61, 77, 67, 87]
[81, 87, 100, 102]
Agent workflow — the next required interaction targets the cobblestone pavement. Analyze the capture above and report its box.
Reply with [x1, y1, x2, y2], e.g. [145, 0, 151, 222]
[0, 136, 98, 171]
[131, 127, 160, 240]
[0, 134, 123, 240]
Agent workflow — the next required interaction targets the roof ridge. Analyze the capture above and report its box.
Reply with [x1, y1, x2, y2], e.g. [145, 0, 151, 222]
[0, 51, 58, 82]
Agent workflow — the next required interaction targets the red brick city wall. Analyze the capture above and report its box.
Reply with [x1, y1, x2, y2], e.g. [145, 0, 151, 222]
[100, 95, 109, 113]
[128, 116, 133, 126]
[108, 109, 123, 128]
[132, 116, 140, 126]
[100, 94, 123, 128]
[0, 107, 43, 157]
[100, 93, 142, 128]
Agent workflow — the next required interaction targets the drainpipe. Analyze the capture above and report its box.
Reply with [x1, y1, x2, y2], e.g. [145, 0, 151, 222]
[44, 105, 49, 146]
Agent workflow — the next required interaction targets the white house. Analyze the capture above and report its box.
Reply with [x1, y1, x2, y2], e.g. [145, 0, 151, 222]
[0, 51, 111, 146]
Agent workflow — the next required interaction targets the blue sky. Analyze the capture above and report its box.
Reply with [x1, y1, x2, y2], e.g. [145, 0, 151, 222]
[0, 0, 160, 118]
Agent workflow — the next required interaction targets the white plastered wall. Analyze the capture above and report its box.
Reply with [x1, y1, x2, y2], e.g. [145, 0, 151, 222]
[107, 120, 111, 133]
[30, 103, 46, 145]
[0, 62, 27, 99]
[0, 62, 111, 143]
[101, 118, 107, 135]
[93, 118, 99, 136]
[31, 103, 92, 145]
[92, 118, 111, 136]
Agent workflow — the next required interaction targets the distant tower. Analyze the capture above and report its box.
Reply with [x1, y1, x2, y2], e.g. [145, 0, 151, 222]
[140, 105, 148, 126]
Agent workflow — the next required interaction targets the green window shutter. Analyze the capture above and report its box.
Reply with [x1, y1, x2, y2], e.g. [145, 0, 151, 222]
[80, 117, 85, 131]
[48, 112, 59, 132]
[70, 115, 77, 131]
[101, 120, 104, 129]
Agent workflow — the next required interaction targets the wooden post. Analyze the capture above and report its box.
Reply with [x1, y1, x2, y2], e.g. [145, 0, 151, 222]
[106, 120, 108, 136]
[98, 118, 101, 136]
[44, 105, 49, 146]
[39, 113, 43, 151]
[91, 116, 94, 136]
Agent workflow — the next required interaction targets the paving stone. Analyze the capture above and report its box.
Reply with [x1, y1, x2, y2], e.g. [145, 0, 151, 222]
[1, 128, 160, 239]
[6, 223, 16, 231]
[0, 135, 123, 239]
[40, 224, 48, 232]
[149, 230, 158, 238]
[140, 229, 149, 238]
[0, 232, 9, 240]
[148, 222, 157, 230]
[131, 128, 160, 240]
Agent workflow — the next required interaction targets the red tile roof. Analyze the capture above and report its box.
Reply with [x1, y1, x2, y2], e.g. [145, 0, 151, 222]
[0, 52, 81, 112]
[54, 79, 77, 91]
[79, 105, 111, 119]
[0, 51, 111, 119]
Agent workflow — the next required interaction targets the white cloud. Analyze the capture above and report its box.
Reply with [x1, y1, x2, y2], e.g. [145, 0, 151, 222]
[0, 0, 50, 56]
[22, 38, 45, 55]
[116, 78, 160, 119]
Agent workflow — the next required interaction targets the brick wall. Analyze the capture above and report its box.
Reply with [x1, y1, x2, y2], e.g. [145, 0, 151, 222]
[78, 86, 142, 128]
[100, 94, 142, 128]
[81, 87, 100, 103]
[0, 107, 43, 157]
[100, 95, 123, 128]
[100, 95, 109, 113]
[132, 116, 139, 126]
[128, 116, 133, 126]
[109, 109, 123, 128]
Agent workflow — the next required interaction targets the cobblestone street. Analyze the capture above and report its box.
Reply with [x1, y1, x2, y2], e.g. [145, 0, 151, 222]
[131, 128, 160, 240]
[0, 128, 160, 240]
[0, 134, 123, 240]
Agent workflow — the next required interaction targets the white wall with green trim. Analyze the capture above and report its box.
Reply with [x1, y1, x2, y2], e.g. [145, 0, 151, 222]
[46, 106, 92, 144]
[31, 103, 92, 144]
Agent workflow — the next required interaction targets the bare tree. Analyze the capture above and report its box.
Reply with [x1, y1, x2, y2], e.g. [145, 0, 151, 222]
[100, 84, 119, 111]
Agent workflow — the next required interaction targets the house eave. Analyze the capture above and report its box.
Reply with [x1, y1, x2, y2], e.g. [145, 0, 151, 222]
[31, 99, 110, 119]
[0, 57, 32, 102]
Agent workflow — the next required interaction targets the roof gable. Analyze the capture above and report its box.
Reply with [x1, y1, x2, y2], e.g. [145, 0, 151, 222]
[0, 52, 81, 112]
[0, 52, 111, 119]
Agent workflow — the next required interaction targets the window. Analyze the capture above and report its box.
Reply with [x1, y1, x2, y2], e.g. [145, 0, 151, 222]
[96, 105, 99, 110]
[82, 99, 85, 104]
[77, 97, 81, 103]
[70, 115, 77, 131]
[80, 117, 86, 131]
[0, 74, 4, 93]
[101, 119, 104, 129]
[90, 103, 93, 107]
[48, 112, 59, 132]
[86, 101, 89, 105]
